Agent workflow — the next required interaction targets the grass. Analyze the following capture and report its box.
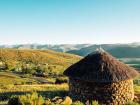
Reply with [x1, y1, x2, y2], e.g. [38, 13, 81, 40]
[0, 48, 81, 67]
[0, 48, 81, 76]
[0, 72, 38, 86]
[134, 85, 140, 94]
[0, 83, 68, 102]
[0, 101, 7, 105]
[0, 84, 68, 93]
[0, 72, 68, 102]
[134, 76, 140, 95]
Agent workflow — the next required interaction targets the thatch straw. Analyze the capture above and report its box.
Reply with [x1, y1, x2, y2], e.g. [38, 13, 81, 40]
[64, 50, 139, 83]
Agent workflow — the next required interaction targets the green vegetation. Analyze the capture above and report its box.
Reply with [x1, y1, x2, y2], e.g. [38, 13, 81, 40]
[8, 92, 139, 105]
[91, 100, 99, 105]
[0, 72, 69, 100]
[0, 48, 81, 76]
[1, 72, 139, 104]
[55, 77, 68, 84]
[134, 85, 140, 93]
[72, 101, 84, 105]
[125, 101, 140, 105]
[0, 48, 81, 104]
[0, 72, 38, 86]
[8, 92, 100, 105]
[8, 93, 45, 105]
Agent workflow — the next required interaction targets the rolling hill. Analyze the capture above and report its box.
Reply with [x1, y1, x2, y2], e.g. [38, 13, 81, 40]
[108, 46, 140, 58]
[0, 48, 82, 74]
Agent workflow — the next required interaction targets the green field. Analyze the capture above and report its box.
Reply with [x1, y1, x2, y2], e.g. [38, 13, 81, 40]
[0, 72, 69, 104]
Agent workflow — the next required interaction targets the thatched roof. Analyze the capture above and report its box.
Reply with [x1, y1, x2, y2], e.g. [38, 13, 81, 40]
[64, 49, 139, 83]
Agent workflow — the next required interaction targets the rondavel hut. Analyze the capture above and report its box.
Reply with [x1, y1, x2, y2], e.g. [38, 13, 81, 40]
[63, 48, 139, 105]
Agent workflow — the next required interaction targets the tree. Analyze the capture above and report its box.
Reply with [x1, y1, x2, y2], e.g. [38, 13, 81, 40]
[15, 50, 30, 73]
[0, 49, 9, 70]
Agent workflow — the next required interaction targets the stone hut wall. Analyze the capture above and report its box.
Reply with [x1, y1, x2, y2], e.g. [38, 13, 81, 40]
[69, 78, 134, 105]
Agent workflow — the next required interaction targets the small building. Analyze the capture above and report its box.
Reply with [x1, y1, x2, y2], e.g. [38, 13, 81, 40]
[64, 49, 139, 105]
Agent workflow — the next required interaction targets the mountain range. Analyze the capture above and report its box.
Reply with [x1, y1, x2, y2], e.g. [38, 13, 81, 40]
[0, 42, 140, 58]
[0, 44, 91, 52]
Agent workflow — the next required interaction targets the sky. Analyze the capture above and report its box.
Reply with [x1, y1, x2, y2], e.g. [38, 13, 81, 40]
[0, 0, 140, 44]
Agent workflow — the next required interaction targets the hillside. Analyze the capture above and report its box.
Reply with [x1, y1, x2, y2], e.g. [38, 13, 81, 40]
[0, 49, 81, 103]
[108, 46, 140, 58]
[0, 48, 81, 74]
[67, 44, 140, 58]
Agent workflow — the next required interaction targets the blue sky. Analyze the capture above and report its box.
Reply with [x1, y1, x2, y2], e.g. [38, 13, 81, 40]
[0, 0, 140, 44]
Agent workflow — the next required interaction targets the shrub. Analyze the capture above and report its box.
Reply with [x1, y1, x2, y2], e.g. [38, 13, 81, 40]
[8, 93, 101, 105]
[37, 95, 45, 105]
[92, 100, 99, 105]
[8, 96, 19, 105]
[125, 101, 140, 105]
[55, 77, 68, 84]
[8, 92, 45, 105]
[72, 101, 84, 105]
[45, 99, 52, 105]
[20, 74, 32, 78]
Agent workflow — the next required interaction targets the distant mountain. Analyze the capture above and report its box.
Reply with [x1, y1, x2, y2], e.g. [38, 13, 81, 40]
[108, 46, 140, 58]
[67, 44, 126, 56]
[67, 44, 140, 58]
[130, 42, 140, 45]
[0, 44, 91, 52]
[1, 43, 140, 58]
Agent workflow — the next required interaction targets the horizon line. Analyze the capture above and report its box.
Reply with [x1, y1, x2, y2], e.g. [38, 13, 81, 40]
[0, 42, 139, 45]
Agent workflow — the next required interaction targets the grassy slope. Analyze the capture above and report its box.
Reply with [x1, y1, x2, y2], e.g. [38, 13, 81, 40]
[0, 72, 38, 85]
[0, 48, 82, 73]
[0, 48, 81, 87]
[0, 48, 81, 65]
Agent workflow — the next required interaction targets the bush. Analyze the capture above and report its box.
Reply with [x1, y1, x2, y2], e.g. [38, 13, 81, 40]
[55, 77, 68, 84]
[72, 101, 84, 105]
[37, 95, 45, 105]
[8, 96, 19, 105]
[20, 74, 32, 78]
[8, 92, 45, 105]
[125, 101, 140, 105]
[91, 100, 99, 105]
[45, 99, 52, 105]
[9, 93, 101, 105]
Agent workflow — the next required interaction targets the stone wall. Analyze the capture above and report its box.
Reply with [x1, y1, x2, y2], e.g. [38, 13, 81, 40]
[69, 78, 134, 105]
